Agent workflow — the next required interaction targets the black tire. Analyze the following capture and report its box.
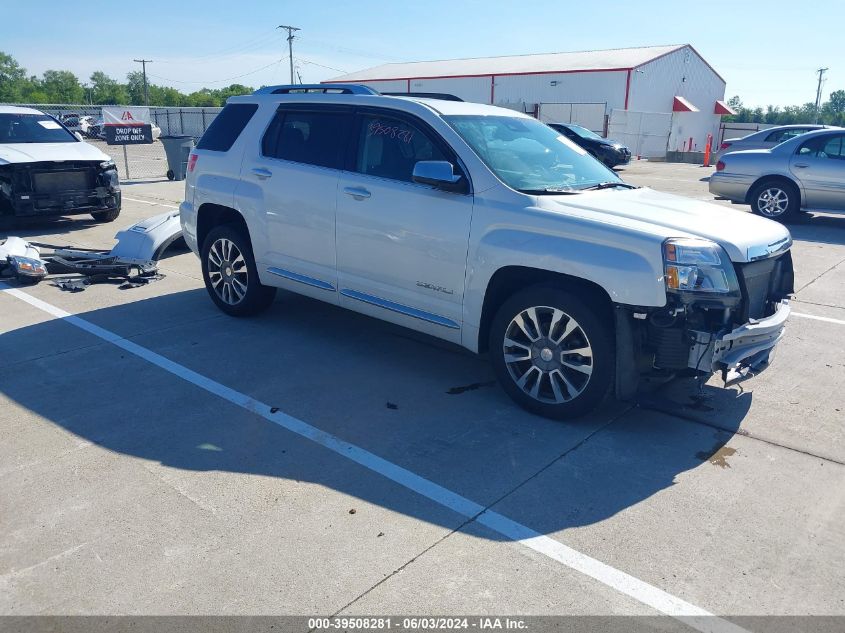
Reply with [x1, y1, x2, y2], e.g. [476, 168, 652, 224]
[201, 224, 276, 317]
[749, 179, 800, 223]
[489, 287, 614, 420]
[91, 208, 120, 222]
[166, 169, 175, 181]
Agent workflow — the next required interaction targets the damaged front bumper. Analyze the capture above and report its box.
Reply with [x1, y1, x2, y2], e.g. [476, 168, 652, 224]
[689, 300, 790, 384]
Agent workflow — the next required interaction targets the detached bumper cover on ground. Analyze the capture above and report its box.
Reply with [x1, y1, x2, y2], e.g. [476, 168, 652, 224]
[0, 209, 181, 284]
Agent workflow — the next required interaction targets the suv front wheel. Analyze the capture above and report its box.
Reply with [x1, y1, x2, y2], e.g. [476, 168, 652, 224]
[201, 225, 276, 316]
[489, 288, 613, 419]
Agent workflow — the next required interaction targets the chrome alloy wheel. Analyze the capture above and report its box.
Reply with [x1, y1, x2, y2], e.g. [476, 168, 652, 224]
[757, 187, 789, 217]
[206, 238, 248, 305]
[502, 306, 594, 404]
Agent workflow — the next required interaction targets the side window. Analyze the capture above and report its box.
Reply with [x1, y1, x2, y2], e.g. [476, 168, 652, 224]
[196, 103, 258, 152]
[821, 135, 845, 159]
[262, 110, 348, 169]
[798, 135, 845, 159]
[355, 114, 449, 183]
[764, 130, 785, 143]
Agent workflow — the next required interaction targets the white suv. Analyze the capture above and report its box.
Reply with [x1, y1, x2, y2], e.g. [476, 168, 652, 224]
[180, 85, 794, 419]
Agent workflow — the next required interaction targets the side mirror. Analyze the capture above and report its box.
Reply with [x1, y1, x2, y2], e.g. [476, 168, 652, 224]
[412, 160, 466, 193]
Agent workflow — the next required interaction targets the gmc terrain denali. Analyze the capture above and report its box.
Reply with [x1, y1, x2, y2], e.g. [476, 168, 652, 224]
[180, 85, 794, 419]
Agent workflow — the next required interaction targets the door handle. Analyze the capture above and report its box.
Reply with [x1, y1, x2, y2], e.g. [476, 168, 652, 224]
[343, 186, 371, 200]
[252, 167, 273, 179]
[794, 163, 809, 168]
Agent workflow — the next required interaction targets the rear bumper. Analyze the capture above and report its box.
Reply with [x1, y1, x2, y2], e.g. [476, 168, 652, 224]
[179, 200, 199, 255]
[690, 300, 790, 383]
[708, 173, 752, 202]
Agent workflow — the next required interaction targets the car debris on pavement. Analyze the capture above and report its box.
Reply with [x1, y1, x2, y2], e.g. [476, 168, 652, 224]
[0, 209, 181, 290]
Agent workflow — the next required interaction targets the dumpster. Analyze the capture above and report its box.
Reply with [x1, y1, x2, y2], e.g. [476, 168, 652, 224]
[160, 135, 195, 181]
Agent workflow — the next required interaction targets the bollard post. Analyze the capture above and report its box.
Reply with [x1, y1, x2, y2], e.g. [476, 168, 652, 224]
[122, 144, 130, 180]
[703, 134, 712, 167]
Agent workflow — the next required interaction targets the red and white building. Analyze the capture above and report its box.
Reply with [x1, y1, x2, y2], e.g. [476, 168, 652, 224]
[325, 44, 735, 158]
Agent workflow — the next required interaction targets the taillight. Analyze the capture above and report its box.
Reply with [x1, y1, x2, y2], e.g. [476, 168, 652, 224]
[188, 153, 198, 173]
[720, 142, 731, 150]
[716, 161, 725, 171]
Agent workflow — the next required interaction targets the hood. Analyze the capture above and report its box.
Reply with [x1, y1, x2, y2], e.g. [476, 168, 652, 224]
[0, 141, 110, 165]
[597, 138, 625, 149]
[537, 187, 790, 262]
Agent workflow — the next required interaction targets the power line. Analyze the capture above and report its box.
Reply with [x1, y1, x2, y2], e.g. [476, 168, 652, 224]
[147, 57, 287, 86]
[156, 29, 281, 64]
[277, 25, 301, 84]
[133, 59, 152, 105]
[296, 58, 348, 74]
[298, 36, 402, 62]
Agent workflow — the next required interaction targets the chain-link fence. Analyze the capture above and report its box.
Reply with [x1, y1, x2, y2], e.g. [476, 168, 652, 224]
[1, 103, 222, 180]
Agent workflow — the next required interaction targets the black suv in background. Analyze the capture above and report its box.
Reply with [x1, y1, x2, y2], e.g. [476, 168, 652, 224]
[548, 123, 631, 168]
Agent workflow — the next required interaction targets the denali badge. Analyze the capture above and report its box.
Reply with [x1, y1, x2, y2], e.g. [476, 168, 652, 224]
[416, 281, 454, 295]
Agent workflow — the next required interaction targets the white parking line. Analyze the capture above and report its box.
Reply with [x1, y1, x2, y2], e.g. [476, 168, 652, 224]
[792, 312, 845, 326]
[0, 282, 747, 633]
[122, 196, 179, 210]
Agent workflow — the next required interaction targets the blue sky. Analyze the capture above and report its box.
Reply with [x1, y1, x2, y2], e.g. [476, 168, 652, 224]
[2, 0, 841, 107]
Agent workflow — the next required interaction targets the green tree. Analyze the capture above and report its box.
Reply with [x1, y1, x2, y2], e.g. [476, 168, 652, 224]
[90, 71, 128, 105]
[764, 105, 780, 124]
[41, 70, 83, 103]
[126, 71, 146, 105]
[0, 51, 27, 101]
[825, 90, 845, 115]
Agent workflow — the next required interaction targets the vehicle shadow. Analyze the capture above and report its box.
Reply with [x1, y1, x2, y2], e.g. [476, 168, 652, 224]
[1, 286, 752, 539]
[0, 214, 104, 241]
[790, 213, 845, 245]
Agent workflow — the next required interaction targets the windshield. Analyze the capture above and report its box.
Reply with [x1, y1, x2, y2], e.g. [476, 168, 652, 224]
[0, 113, 77, 144]
[566, 124, 603, 141]
[445, 115, 619, 193]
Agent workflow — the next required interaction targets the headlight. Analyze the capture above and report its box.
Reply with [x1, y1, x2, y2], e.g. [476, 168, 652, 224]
[663, 238, 739, 296]
[100, 160, 116, 170]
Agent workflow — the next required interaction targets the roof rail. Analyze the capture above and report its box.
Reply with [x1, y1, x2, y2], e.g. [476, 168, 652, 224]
[253, 84, 380, 95]
[382, 92, 464, 102]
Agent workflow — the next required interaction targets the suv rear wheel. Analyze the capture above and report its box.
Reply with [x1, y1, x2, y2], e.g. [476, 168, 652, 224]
[489, 287, 613, 419]
[201, 224, 276, 316]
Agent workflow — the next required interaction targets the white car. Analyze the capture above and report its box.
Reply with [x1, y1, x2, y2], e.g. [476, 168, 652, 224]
[180, 85, 794, 419]
[0, 105, 121, 222]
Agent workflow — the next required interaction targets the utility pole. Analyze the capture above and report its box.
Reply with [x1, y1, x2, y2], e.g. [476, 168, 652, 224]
[277, 25, 300, 84]
[814, 67, 829, 123]
[133, 59, 153, 105]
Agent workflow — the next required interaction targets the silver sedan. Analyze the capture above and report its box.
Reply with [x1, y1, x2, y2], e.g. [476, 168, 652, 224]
[714, 124, 831, 160]
[709, 128, 845, 222]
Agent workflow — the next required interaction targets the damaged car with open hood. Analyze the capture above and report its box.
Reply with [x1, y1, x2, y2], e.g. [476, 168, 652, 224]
[0, 105, 121, 223]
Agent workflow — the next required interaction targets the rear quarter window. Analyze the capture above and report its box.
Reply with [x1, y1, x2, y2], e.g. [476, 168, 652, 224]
[196, 103, 258, 152]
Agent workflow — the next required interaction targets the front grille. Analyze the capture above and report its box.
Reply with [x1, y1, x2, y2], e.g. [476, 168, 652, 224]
[735, 251, 794, 321]
[32, 169, 94, 194]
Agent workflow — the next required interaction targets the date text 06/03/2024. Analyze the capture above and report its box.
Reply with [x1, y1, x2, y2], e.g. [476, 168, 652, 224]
[307, 617, 528, 630]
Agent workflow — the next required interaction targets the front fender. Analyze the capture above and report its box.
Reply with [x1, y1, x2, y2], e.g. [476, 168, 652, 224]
[463, 226, 667, 333]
